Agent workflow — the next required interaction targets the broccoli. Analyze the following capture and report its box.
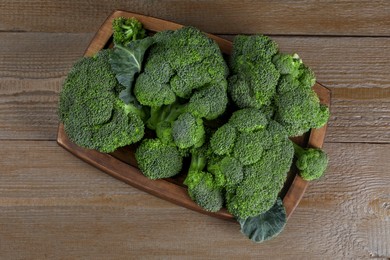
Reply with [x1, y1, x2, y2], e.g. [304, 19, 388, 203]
[58, 49, 144, 153]
[228, 35, 329, 137]
[292, 143, 328, 181]
[112, 17, 146, 46]
[172, 112, 205, 149]
[183, 146, 224, 212]
[274, 86, 330, 136]
[134, 26, 228, 107]
[135, 138, 183, 180]
[228, 35, 280, 109]
[208, 109, 294, 219]
[270, 53, 329, 136]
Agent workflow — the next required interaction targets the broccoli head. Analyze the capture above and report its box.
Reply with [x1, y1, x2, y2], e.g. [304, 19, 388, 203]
[228, 35, 280, 109]
[58, 49, 144, 153]
[134, 26, 228, 107]
[207, 109, 294, 219]
[112, 17, 146, 46]
[274, 85, 330, 136]
[172, 112, 205, 149]
[293, 143, 328, 181]
[135, 138, 183, 179]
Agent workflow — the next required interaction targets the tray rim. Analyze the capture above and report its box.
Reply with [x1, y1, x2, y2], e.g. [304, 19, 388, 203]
[57, 10, 331, 222]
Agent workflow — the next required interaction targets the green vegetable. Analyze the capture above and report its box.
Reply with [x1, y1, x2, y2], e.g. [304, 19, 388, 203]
[293, 143, 329, 181]
[228, 35, 280, 109]
[109, 37, 155, 104]
[112, 17, 146, 46]
[134, 26, 228, 108]
[172, 112, 205, 149]
[238, 198, 287, 243]
[273, 54, 329, 136]
[58, 49, 144, 153]
[208, 109, 294, 219]
[135, 138, 183, 179]
[184, 146, 224, 212]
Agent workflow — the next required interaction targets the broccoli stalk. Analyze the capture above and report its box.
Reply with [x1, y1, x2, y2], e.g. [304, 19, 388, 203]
[292, 143, 328, 181]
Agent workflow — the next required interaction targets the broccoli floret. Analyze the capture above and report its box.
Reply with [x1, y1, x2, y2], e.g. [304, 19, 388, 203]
[58, 49, 144, 153]
[293, 143, 328, 181]
[208, 156, 243, 191]
[228, 108, 268, 132]
[186, 81, 228, 120]
[183, 146, 224, 212]
[210, 124, 237, 156]
[233, 130, 268, 166]
[228, 35, 280, 109]
[274, 86, 330, 136]
[172, 112, 205, 149]
[272, 53, 302, 77]
[135, 138, 183, 179]
[112, 17, 146, 46]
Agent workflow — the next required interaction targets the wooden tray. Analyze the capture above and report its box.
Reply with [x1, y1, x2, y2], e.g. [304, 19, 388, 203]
[57, 10, 331, 222]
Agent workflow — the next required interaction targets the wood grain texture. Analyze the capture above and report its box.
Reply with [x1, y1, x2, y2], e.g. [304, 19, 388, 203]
[0, 140, 388, 259]
[0, 1, 390, 36]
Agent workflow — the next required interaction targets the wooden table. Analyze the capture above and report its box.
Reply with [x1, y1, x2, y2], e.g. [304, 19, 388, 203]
[1, 1, 389, 259]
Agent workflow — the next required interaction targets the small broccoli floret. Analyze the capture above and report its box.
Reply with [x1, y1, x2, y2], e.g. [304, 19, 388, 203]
[184, 146, 224, 212]
[228, 35, 280, 109]
[233, 130, 267, 166]
[210, 124, 237, 156]
[271, 53, 328, 136]
[186, 82, 228, 120]
[58, 49, 144, 153]
[272, 53, 302, 77]
[135, 138, 183, 180]
[172, 112, 205, 149]
[134, 72, 177, 107]
[208, 156, 243, 190]
[293, 143, 328, 181]
[228, 108, 268, 132]
[112, 17, 146, 46]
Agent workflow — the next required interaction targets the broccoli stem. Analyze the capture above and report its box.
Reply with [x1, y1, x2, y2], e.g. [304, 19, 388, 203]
[147, 103, 186, 130]
[292, 142, 306, 157]
[188, 151, 207, 173]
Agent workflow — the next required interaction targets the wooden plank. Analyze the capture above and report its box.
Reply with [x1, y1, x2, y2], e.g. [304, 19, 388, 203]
[1, 33, 389, 143]
[0, 140, 389, 258]
[0, 2, 390, 36]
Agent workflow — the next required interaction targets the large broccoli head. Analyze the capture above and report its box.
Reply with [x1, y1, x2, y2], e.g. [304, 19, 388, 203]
[228, 35, 280, 109]
[208, 109, 294, 219]
[58, 50, 144, 153]
[293, 143, 329, 181]
[134, 26, 229, 108]
[272, 53, 329, 136]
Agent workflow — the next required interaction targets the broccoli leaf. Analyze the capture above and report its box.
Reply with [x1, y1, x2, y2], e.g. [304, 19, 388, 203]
[109, 37, 154, 104]
[238, 197, 286, 243]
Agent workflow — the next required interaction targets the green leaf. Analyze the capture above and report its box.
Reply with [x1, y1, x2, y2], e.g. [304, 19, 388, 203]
[109, 37, 154, 104]
[238, 197, 287, 243]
